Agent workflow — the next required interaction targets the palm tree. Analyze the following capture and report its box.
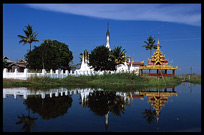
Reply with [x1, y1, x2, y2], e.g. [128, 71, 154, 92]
[142, 36, 158, 58]
[111, 46, 126, 64]
[142, 101, 157, 124]
[18, 24, 39, 52]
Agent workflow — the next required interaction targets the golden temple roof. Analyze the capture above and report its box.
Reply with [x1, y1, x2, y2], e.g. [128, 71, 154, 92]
[139, 39, 178, 70]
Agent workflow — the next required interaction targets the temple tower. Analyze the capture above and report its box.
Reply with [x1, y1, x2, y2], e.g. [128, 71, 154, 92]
[106, 22, 111, 51]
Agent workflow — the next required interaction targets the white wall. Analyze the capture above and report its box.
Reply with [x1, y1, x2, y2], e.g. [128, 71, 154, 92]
[3, 67, 139, 80]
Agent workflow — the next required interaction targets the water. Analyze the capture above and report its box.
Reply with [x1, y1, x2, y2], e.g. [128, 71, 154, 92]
[3, 83, 201, 132]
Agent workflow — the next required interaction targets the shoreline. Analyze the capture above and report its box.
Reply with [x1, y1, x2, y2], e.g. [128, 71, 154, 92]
[4, 73, 200, 90]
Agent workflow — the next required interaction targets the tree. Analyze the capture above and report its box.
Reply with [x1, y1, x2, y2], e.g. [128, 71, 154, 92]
[88, 45, 116, 71]
[111, 46, 126, 65]
[142, 36, 158, 57]
[3, 58, 7, 68]
[25, 39, 73, 71]
[18, 24, 40, 52]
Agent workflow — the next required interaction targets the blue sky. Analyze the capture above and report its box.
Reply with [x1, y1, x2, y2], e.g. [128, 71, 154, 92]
[3, 4, 201, 74]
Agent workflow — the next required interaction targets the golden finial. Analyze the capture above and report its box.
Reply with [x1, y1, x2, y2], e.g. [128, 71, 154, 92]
[157, 32, 160, 48]
[84, 50, 88, 59]
[157, 40, 160, 45]
[128, 54, 131, 59]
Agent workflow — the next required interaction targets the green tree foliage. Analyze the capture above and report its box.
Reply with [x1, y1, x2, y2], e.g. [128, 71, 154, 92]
[25, 39, 73, 71]
[142, 35, 158, 57]
[18, 24, 39, 52]
[111, 46, 126, 65]
[88, 45, 116, 71]
[3, 58, 8, 68]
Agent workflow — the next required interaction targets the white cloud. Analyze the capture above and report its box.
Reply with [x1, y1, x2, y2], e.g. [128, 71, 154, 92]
[27, 4, 201, 26]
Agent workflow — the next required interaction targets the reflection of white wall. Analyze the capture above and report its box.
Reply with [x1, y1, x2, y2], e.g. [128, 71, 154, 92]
[3, 87, 143, 106]
[3, 87, 94, 100]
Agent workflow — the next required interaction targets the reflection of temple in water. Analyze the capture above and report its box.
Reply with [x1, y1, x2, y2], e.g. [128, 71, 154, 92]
[3, 86, 177, 130]
[140, 87, 177, 123]
[116, 86, 177, 123]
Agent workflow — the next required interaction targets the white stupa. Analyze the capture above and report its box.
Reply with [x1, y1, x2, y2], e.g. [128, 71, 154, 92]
[75, 50, 93, 73]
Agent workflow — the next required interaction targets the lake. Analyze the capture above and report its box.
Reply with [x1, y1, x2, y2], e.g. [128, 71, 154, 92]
[3, 82, 201, 132]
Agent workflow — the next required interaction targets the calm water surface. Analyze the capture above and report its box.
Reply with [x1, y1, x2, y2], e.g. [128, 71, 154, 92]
[3, 82, 201, 132]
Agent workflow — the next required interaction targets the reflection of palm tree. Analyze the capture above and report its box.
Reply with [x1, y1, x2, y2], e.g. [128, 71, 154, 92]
[142, 104, 156, 124]
[16, 114, 38, 132]
[16, 102, 38, 132]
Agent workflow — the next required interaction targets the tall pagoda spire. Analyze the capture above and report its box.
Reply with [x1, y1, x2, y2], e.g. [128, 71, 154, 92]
[157, 32, 160, 47]
[106, 22, 111, 51]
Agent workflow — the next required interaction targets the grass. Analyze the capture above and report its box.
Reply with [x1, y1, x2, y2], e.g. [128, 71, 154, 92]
[3, 73, 185, 90]
[177, 74, 201, 84]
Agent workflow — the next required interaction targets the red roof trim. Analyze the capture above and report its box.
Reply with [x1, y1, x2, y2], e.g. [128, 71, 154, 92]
[127, 62, 144, 65]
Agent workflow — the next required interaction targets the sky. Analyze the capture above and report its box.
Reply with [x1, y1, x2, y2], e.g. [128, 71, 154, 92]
[3, 4, 201, 74]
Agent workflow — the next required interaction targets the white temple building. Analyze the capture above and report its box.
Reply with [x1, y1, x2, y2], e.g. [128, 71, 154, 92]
[75, 23, 144, 75]
[116, 55, 144, 74]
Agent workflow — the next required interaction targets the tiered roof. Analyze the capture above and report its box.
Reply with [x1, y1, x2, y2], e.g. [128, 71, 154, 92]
[140, 40, 178, 70]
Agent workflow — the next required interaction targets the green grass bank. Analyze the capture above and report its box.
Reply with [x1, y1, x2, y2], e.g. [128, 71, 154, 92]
[177, 74, 201, 84]
[3, 73, 185, 89]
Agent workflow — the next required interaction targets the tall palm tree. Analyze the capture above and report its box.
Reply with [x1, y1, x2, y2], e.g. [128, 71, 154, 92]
[18, 24, 39, 52]
[142, 36, 158, 58]
[111, 46, 126, 64]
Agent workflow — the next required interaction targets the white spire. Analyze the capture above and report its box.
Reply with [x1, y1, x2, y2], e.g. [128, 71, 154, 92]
[106, 22, 111, 51]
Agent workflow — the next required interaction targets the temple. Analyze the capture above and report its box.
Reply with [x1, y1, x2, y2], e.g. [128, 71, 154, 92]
[76, 23, 144, 75]
[75, 50, 93, 73]
[139, 39, 178, 76]
[116, 52, 144, 74]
